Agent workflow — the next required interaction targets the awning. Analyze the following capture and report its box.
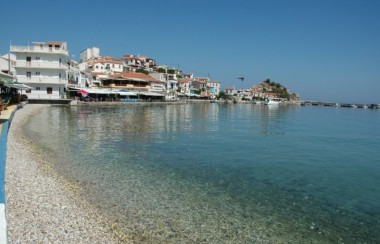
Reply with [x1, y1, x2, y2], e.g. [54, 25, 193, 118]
[112, 89, 137, 96]
[77, 89, 89, 95]
[3, 82, 33, 90]
[138, 91, 165, 97]
[118, 91, 137, 96]
[78, 88, 118, 94]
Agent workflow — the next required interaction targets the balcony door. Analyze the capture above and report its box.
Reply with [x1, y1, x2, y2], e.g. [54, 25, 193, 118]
[26, 56, 31, 66]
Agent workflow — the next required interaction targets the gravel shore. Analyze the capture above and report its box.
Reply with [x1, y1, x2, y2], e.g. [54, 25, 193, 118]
[5, 104, 121, 243]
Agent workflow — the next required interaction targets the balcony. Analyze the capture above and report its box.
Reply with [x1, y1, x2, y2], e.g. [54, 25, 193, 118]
[17, 76, 68, 84]
[15, 61, 68, 70]
[10, 45, 68, 56]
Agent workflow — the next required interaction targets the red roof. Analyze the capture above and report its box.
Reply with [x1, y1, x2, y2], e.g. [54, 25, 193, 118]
[111, 72, 164, 83]
[91, 56, 122, 65]
[178, 78, 193, 84]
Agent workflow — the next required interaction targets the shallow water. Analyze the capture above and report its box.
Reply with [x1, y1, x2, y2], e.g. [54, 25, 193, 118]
[23, 103, 380, 243]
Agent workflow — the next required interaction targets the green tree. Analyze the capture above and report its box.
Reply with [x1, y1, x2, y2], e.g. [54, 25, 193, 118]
[217, 91, 230, 100]
[168, 69, 176, 74]
[136, 68, 149, 75]
[157, 67, 166, 73]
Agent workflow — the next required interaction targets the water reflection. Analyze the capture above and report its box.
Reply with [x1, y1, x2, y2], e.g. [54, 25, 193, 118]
[23, 103, 380, 243]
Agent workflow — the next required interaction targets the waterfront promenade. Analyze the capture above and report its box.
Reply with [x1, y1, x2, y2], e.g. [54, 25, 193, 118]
[0, 104, 21, 243]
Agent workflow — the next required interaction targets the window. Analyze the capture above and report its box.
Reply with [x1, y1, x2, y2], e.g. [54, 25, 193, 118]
[35, 57, 40, 60]
[36, 72, 40, 75]
[47, 87, 52, 94]
[26, 89, 31, 93]
[36, 87, 41, 90]
[26, 72, 31, 79]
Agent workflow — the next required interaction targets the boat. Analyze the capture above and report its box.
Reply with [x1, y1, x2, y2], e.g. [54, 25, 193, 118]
[264, 98, 280, 105]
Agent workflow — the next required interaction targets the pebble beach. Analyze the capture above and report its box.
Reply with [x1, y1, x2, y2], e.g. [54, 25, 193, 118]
[5, 104, 121, 243]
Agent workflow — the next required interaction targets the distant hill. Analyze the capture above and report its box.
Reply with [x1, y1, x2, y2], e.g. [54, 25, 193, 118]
[252, 79, 300, 101]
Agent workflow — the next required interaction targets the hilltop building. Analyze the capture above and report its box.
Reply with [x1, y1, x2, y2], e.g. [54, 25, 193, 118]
[122, 54, 156, 72]
[80, 47, 100, 61]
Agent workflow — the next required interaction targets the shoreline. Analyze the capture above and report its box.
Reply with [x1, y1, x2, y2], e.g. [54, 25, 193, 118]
[5, 104, 122, 243]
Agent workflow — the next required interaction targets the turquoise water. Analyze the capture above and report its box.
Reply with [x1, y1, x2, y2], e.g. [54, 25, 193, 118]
[24, 103, 380, 243]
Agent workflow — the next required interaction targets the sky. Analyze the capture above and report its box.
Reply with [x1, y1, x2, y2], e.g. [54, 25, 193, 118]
[1, 0, 379, 104]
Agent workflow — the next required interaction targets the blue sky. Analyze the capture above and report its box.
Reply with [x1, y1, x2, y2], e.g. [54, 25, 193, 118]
[1, 0, 379, 103]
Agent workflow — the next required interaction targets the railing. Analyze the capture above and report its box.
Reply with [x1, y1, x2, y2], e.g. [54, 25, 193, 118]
[15, 61, 68, 69]
[17, 77, 68, 84]
[10, 45, 68, 55]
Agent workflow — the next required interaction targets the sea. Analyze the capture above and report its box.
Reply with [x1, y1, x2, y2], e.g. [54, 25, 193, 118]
[22, 103, 380, 243]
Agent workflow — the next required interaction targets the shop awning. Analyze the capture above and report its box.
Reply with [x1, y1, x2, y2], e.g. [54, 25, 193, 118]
[138, 91, 165, 97]
[2, 81, 33, 90]
[118, 91, 137, 96]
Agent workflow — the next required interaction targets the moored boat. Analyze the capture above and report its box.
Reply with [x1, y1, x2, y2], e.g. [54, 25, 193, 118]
[264, 98, 280, 105]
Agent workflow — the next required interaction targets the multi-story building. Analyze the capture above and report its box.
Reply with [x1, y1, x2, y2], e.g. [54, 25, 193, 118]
[122, 54, 156, 72]
[80, 47, 100, 61]
[10, 41, 69, 99]
[86, 56, 123, 74]
[101, 72, 164, 92]
[207, 81, 221, 99]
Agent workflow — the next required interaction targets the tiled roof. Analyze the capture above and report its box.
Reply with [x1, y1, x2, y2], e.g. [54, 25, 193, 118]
[178, 78, 193, 83]
[111, 72, 164, 83]
[91, 56, 122, 64]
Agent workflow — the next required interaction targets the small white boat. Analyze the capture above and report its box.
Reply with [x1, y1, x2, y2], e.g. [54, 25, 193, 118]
[264, 98, 280, 105]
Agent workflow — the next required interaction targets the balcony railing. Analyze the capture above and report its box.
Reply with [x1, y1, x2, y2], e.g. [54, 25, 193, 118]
[15, 61, 68, 69]
[17, 76, 68, 84]
[10, 45, 68, 55]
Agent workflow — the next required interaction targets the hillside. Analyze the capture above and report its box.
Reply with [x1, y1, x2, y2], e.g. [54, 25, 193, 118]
[251, 79, 300, 101]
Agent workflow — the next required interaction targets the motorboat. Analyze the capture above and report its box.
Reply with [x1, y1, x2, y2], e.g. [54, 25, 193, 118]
[264, 98, 280, 105]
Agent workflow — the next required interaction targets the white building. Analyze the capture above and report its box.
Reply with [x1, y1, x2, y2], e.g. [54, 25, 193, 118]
[67, 59, 84, 87]
[150, 71, 178, 99]
[121, 54, 156, 72]
[207, 81, 221, 99]
[0, 53, 16, 76]
[10, 41, 69, 99]
[80, 47, 100, 61]
[87, 56, 123, 74]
